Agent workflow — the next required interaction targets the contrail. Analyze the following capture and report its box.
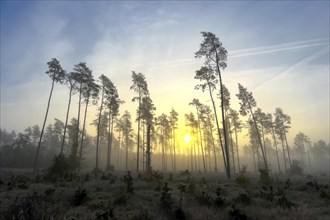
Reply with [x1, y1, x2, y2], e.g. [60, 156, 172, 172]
[252, 45, 329, 91]
[229, 38, 329, 55]
[230, 42, 329, 58]
[146, 38, 329, 70]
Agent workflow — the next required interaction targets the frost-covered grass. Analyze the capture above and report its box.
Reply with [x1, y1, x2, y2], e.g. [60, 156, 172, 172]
[0, 168, 329, 219]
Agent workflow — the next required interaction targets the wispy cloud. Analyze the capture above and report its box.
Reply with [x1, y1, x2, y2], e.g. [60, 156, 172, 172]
[251, 45, 329, 90]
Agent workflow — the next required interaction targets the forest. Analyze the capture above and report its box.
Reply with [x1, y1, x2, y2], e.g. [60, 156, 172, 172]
[0, 32, 329, 220]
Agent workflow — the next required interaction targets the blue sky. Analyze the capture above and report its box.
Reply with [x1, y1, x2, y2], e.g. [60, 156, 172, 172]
[1, 1, 329, 145]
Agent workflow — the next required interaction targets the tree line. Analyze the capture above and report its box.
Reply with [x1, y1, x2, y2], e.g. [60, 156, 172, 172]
[0, 32, 329, 177]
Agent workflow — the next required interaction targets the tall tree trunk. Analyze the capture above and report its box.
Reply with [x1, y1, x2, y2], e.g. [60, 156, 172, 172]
[195, 107, 207, 173]
[107, 113, 114, 170]
[73, 78, 83, 160]
[234, 129, 241, 173]
[146, 124, 151, 175]
[215, 51, 231, 178]
[207, 79, 227, 175]
[261, 126, 268, 165]
[252, 144, 257, 172]
[173, 128, 177, 172]
[271, 128, 281, 174]
[34, 79, 55, 172]
[250, 108, 268, 171]
[284, 134, 292, 169]
[95, 86, 105, 171]
[60, 85, 73, 155]
[136, 98, 141, 172]
[142, 122, 145, 172]
[307, 144, 312, 172]
[280, 137, 288, 173]
[207, 116, 218, 172]
[125, 133, 129, 170]
[78, 97, 89, 172]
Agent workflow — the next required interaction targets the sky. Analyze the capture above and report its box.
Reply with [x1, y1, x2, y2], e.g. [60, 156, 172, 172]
[1, 1, 329, 147]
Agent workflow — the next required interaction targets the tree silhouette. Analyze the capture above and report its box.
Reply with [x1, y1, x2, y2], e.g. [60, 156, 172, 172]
[117, 111, 134, 170]
[169, 108, 179, 172]
[185, 112, 198, 172]
[60, 72, 77, 156]
[78, 70, 99, 172]
[70, 62, 91, 167]
[294, 132, 311, 169]
[195, 32, 230, 178]
[34, 58, 65, 172]
[274, 107, 292, 172]
[269, 114, 282, 174]
[236, 83, 268, 171]
[130, 71, 149, 172]
[140, 96, 155, 172]
[95, 75, 108, 171]
[228, 108, 242, 173]
[105, 79, 121, 171]
[194, 66, 226, 173]
[189, 99, 207, 173]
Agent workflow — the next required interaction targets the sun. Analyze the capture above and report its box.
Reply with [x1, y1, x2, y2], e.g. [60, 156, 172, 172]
[184, 134, 191, 143]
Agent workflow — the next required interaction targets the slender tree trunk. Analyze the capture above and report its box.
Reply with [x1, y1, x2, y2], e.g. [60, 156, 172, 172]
[73, 79, 83, 160]
[190, 140, 194, 172]
[229, 129, 236, 174]
[107, 113, 114, 170]
[207, 116, 218, 172]
[146, 124, 151, 175]
[78, 97, 89, 172]
[284, 134, 292, 169]
[280, 137, 288, 173]
[95, 86, 105, 171]
[60, 85, 73, 155]
[252, 144, 257, 172]
[173, 128, 177, 172]
[271, 128, 281, 174]
[307, 144, 312, 172]
[125, 133, 129, 170]
[34, 79, 55, 172]
[142, 122, 145, 172]
[250, 108, 268, 171]
[137, 98, 141, 172]
[207, 82, 226, 174]
[261, 126, 268, 165]
[195, 106, 207, 173]
[234, 129, 241, 173]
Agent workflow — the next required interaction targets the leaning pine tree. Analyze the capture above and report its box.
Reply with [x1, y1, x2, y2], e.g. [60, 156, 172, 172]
[236, 83, 268, 171]
[195, 32, 231, 178]
[34, 58, 65, 172]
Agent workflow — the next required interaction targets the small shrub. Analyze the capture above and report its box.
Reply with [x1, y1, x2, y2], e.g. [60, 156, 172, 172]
[177, 182, 187, 207]
[46, 154, 71, 181]
[160, 182, 173, 211]
[234, 193, 251, 206]
[95, 201, 115, 220]
[3, 192, 56, 220]
[180, 169, 190, 177]
[187, 177, 196, 194]
[72, 187, 87, 206]
[214, 186, 225, 208]
[235, 175, 250, 187]
[289, 160, 303, 176]
[259, 168, 271, 186]
[122, 171, 134, 193]
[197, 190, 213, 207]
[152, 170, 164, 181]
[259, 185, 274, 201]
[113, 188, 127, 206]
